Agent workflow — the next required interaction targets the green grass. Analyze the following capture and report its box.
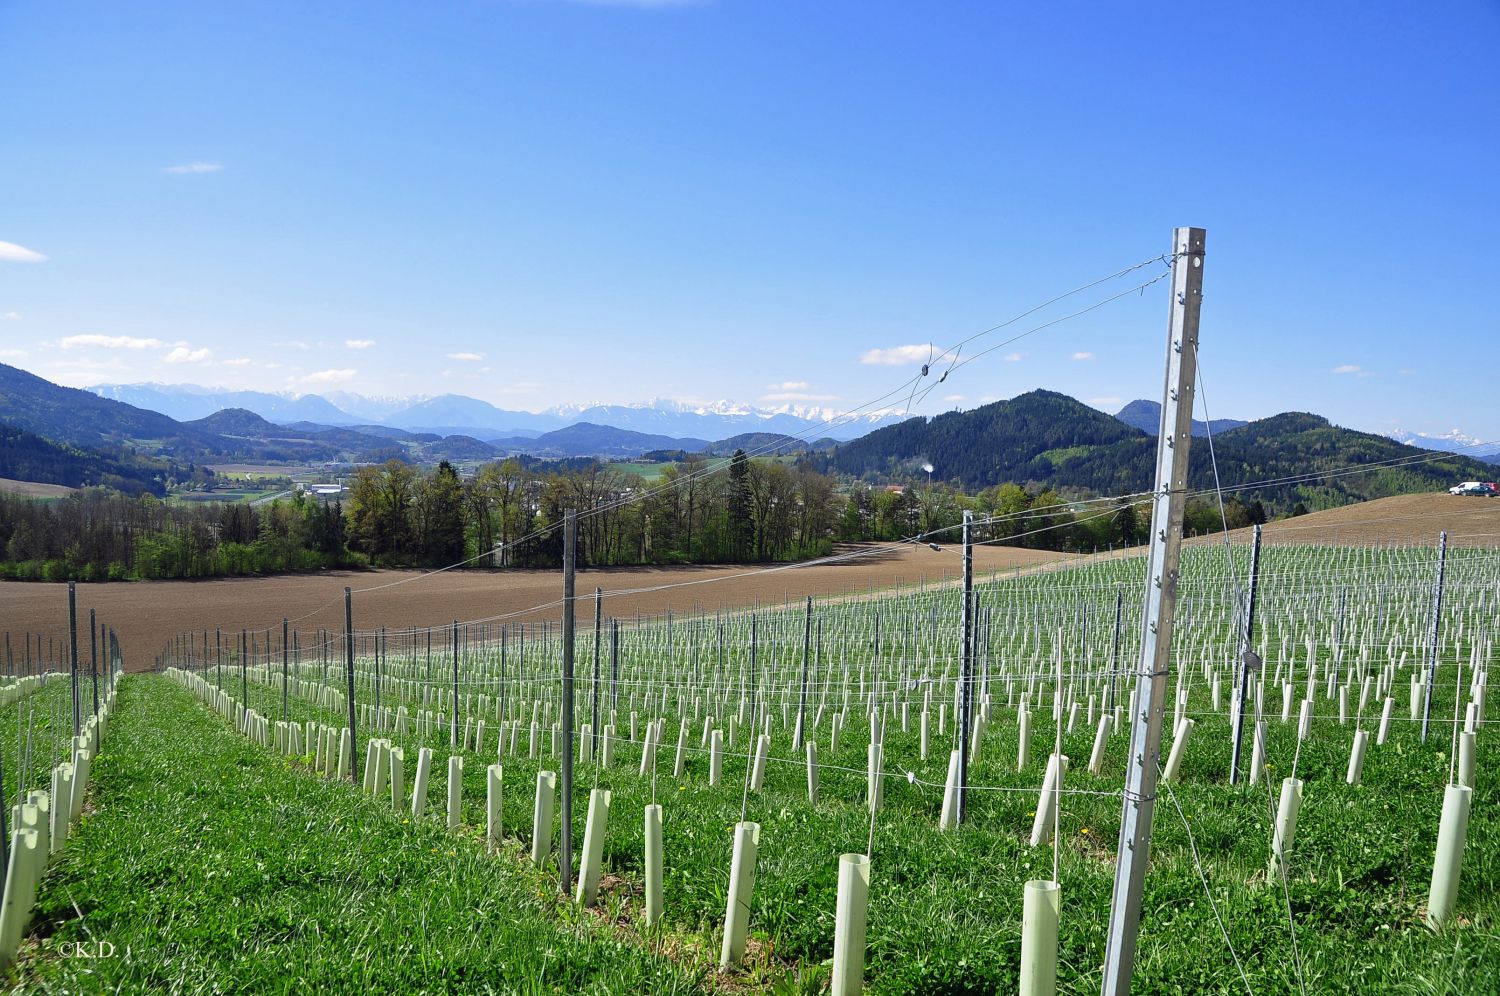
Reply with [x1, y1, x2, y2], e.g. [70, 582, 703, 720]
[211, 649, 1500, 995]
[21, 542, 1500, 993]
[14, 675, 710, 995]
[1037, 445, 1097, 466]
[0, 673, 91, 809]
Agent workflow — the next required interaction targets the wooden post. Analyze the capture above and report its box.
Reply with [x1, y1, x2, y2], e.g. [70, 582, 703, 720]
[1101, 226, 1205, 996]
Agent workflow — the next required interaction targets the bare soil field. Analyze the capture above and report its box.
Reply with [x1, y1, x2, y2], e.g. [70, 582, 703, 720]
[0, 478, 75, 499]
[6, 493, 1496, 673]
[1198, 492, 1500, 548]
[2, 544, 1066, 672]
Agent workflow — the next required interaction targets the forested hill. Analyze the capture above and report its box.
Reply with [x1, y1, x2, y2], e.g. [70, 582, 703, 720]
[0, 423, 174, 495]
[826, 390, 1495, 511]
[828, 390, 1146, 485]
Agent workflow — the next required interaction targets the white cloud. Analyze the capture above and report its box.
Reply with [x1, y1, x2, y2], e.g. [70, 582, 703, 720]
[943, 394, 965, 402]
[0, 241, 48, 263]
[1072, 351, 1094, 361]
[1004, 352, 1023, 362]
[446, 352, 484, 362]
[0, 349, 26, 359]
[164, 162, 223, 174]
[300, 368, 357, 385]
[60, 334, 166, 350]
[274, 340, 312, 350]
[860, 344, 939, 366]
[2, 312, 20, 320]
[1332, 364, 1361, 375]
[221, 357, 253, 367]
[762, 391, 839, 403]
[1088, 396, 1123, 407]
[769, 380, 809, 391]
[345, 339, 375, 350]
[165, 346, 213, 364]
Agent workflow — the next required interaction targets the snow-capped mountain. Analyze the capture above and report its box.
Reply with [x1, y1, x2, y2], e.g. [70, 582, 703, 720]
[84, 385, 907, 443]
[538, 398, 905, 441]
[1385, 428, 1500, 460]
[322, 390, 429, 423]
[87, 383, 361, 424]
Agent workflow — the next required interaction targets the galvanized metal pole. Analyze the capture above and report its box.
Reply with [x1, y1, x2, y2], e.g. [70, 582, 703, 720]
[282, 617, 290, 723]
[1421, 531, 1448, 743]
[344, 587, 357, 783]
[90, 610, 99, 717]
[451, 621, 460, 749]
[797, 596, 812, 751]
[560, 509, 578, 897]
[593, 587, 602, 754]
[1108, 588, 1124, 712]
[1229, 523, 1262, 784]
[1101, 226, 1205, 996]
[957, 509, 974, 824]
[68, 581, 80, 736]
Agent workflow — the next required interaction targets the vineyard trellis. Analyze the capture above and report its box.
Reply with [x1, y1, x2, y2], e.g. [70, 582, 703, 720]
[149, 529, 1494, 992]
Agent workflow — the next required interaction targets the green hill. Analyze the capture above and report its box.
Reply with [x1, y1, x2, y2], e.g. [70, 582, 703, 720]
[828, 390, 1495, 512]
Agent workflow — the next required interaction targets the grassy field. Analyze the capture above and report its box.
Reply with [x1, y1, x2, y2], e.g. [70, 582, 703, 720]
[10, 542, 1499, 993]
[15, 675, 707, 994]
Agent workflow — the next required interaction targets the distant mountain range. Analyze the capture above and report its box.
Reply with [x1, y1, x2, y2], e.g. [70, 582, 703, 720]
[825, 389, 1499, 508]
[83, 382, 905, 442]
[1383, 428, 1500, 462]
[1113, 399, 1249, 437]
[5, 363, 1495, 504]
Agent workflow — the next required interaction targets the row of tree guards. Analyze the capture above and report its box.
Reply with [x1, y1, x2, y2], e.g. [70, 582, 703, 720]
[154, 518, 1489, 991]
[147, 230, 1490, 993]
[0, 581, 125, 887]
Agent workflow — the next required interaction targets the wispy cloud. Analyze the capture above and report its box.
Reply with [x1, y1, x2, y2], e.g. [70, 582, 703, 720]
[221, 357, 253, 367]
[762, 391, 838, 403]
[860, 344, 939, 366]
[1332, 364, 1361, 375]
[299, 368, 357, 385]
[164, 162, 223, 174]
[1088, 396, 1123, 407]
[768, 380, 809, 391]
[1072, 351, 1094, 361]
[0, 349, 26, 359]
[0, 241, 48, 263]
[345, 339, 375, 350]
[165, 346, 213, 364]
[1004, 352, 1023, 362]
[943, 394, 965, 403]
[2, 312, 20, 321]
[273, 340, 312, 351]
[60, 334, 166, 350]
[446, 351, 484, 362]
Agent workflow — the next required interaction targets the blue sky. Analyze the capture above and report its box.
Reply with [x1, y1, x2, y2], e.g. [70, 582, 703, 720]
[2, 1, 1497, 442]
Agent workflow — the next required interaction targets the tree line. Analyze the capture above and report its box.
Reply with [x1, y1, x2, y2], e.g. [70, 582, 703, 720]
[0, 450, 1263, 583]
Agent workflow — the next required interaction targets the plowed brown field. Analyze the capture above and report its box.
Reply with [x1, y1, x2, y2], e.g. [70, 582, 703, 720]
[5, 492, 1498, 672]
